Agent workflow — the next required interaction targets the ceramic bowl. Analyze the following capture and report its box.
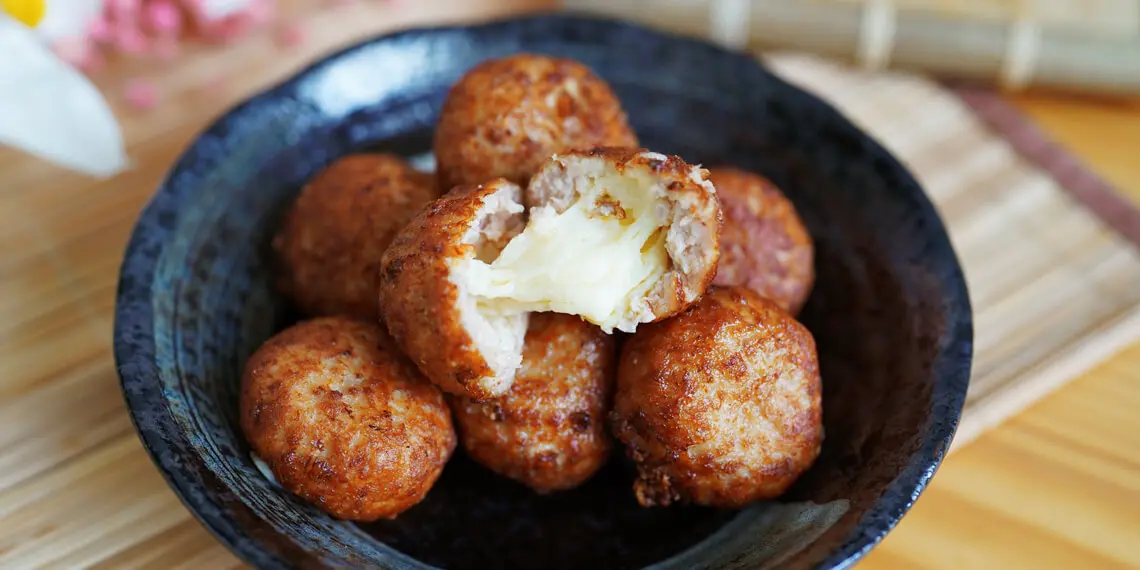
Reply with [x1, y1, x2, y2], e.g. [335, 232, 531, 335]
[114, 14, 972, 570]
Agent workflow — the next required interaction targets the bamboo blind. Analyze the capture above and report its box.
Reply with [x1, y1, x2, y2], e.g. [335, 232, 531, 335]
[562, 0, 1140, 94]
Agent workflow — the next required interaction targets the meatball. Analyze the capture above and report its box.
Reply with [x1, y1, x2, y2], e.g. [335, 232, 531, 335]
[240, 317, 456, 521]
[610, 286, 823, 508]
[450, 313, 616, 493]
[378, 179, 530, 400]
[434, 54, 638, 191]
[379, 149, 720, 399]
[709, 167, 814, 315]
[272, 153, 437, 320]
[478, 147, 723, 334]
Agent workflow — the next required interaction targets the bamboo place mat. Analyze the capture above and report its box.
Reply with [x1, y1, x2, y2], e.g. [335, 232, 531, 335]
[3, 13, 1140, 570]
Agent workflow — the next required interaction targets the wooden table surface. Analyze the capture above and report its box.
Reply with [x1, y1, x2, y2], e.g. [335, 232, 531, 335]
[1, 2, 1139, 568]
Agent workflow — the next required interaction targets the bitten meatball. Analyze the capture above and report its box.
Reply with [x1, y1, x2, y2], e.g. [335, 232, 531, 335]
[709, 167, 814, 315]
[463, 147, 723, 334]
[240, 317, 456, 521]
[378, 149, 721, 399]
[272, 153, 437, 320]
[434, 54, 638, 191]
[450, 313, 617, 493]
[378, 179, 530, 400]
[611, 286, 823, 509]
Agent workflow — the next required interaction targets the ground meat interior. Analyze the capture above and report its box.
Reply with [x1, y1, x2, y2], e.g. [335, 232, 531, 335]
[463, 165, 668, 333]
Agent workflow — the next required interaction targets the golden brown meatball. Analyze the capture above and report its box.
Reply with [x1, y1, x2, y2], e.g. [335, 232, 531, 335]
[611, 286, 823, 509]
[709, 167, 814, 315]
[240, 317, 456, 521]
[378, 149, 721, 399]
[272, 153, 437, 320]
[378, 179, 530, 400]
[476, 147, 723, 334]
[434, 54, 638, 191]
[450, 313, 616, 493]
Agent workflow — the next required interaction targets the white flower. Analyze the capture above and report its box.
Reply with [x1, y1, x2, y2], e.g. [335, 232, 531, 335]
[0, 9, 127, 177]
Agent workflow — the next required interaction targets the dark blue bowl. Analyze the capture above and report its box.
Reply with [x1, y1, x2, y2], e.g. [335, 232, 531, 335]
[114, 13, 972, 570]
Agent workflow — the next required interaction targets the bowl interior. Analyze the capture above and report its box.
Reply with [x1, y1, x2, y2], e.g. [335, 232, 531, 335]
[115, 14, 971, 570]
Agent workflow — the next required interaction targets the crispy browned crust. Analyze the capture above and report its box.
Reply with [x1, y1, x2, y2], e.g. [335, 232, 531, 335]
[450, 313, 617, 493]
[434, 54, 638, 192]
[378, 179, 522, 400]
[528, 147, 723, 323]
[239, 317, 456, 521]
[709, 167, 815, 315]
[610, 286, 823, 508]
[272, 154, 438, 320]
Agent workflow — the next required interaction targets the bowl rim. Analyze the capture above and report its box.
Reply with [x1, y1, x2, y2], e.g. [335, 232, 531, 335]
[113, 12, 973, 570]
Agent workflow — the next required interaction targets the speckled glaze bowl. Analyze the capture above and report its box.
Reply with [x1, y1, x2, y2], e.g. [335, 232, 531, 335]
[114, 13, 972, 570]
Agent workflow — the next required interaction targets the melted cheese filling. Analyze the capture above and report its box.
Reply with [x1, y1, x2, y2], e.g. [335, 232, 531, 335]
[464, 172, 668, 333]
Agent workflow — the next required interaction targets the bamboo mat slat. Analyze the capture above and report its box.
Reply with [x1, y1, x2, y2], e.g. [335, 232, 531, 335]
[2, 4, 1139, 567]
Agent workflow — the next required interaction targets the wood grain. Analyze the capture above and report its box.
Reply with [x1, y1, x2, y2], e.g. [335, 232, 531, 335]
[1, 2, 1139, 569]
[860, 342, 1140, 570]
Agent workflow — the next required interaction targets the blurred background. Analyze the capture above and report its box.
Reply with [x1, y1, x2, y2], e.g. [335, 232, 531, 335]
[1, 0, 1138, 568]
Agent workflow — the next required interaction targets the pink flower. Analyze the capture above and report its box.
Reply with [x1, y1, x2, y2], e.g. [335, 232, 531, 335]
[124, 79, 158, 110]
[275, 21, 305, 48]
[145, 1, 181, 34]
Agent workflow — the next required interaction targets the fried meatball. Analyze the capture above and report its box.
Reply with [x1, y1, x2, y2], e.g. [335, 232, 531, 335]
[434, 54, 638, 191]
[709, 167, 814, 315]
[272, 153, 437, 320]
[611, 286, 822, 509]
[240, 317, 456, 521]
[450, 313, 616, 493]
[379, 179, 530, 400]
[468, 147, 723, 333]
[379, 148, 721, 398]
